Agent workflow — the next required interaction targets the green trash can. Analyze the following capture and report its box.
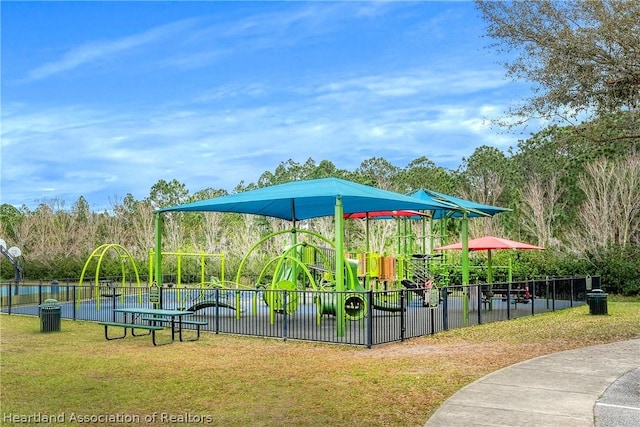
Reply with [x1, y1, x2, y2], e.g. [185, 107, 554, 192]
[587, 289, 608, 315]
[39, 299, 61, 332]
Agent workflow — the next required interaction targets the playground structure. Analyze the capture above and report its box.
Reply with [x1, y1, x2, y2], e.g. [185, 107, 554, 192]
[344, 209, 451, 308]
[148, 249, 227, 311]
[73, 231, 526, 328]
[161, 218, 450, 324]
[148, 249, 225, 288]
[71, 178, 514, 336]
[163, 229, 375, 324]
[152, 178, 513, 336]
[78, 244, 229, 312]
[78, 244, 143, 309]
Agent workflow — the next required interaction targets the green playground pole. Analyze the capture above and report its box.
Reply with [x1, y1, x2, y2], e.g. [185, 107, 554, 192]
[334, 197, 345, 337]
[396, 218, 401, 255]
[290, 199, 299, 290]
[403, 218, 408, 255]
[440, 215, 447, 246]
[423, 217, 428, 255]
[291, 227, 298, 289]
[407, 218, 414, 255]
[365, 213, 370, 289]
[154, 213, 163, 288]
[461, 211, 469, 324]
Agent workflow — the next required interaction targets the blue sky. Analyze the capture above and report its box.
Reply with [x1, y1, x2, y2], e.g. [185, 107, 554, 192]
[2, 1, 536, 212]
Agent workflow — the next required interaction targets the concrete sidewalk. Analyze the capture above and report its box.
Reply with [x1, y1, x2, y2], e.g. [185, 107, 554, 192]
[425, 339, 639, 427]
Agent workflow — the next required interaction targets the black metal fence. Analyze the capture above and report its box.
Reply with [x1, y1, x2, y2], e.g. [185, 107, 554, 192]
[0, 276, 593, 347]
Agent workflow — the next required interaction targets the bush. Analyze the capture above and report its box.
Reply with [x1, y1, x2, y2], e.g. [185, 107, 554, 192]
[589, 244, 640, 296]
[520, 244, 640, 296]
[22, 258, 85, 281]
[499, 249, 589, 281]
[19, 255, 150, 283]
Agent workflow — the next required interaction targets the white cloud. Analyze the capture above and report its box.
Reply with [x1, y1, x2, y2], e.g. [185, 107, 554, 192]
[26, 19, 198, 81]
[315, 69, 507, 105]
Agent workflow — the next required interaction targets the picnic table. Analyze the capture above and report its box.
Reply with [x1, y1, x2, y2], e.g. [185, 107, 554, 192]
[98, 307, 207, 346]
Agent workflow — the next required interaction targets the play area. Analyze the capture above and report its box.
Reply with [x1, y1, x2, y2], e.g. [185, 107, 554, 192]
[147, 178, 509, 337]
[1, 178, 590, 346]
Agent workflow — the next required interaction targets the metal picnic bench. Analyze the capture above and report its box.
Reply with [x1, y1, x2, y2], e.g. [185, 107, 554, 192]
[98, 307, 208, 346]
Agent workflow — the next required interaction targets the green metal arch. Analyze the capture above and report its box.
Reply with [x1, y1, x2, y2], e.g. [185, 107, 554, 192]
[78, 244, 142, 310]
[234, 228, 335, 285]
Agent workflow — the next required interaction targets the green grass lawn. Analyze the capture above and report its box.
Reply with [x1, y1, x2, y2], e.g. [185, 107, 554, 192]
[2, 302, 639, 426]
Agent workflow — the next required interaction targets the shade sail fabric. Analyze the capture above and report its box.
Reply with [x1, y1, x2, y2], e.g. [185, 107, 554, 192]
[410, 189, 510, 219]
[434, 236, 544, 251]
[157, 178, 456, 221]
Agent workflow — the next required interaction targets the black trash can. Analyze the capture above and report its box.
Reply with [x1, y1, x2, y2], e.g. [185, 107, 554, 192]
[587, 289, 608, 315]
[39, 299, 61, 332]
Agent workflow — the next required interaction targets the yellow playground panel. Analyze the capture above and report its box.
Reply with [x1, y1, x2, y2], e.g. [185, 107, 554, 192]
[351, 252, 400, 290]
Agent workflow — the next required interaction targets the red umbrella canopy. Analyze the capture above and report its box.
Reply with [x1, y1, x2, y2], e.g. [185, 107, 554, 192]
[343, 210, 430, 219]
[434, 236, 544, 251]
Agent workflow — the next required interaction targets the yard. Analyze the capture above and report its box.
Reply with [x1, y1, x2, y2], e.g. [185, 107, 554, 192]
[2, 301, 639, 426]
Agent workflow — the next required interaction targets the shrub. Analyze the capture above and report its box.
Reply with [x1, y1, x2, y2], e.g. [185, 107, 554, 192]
[589, 244, 640, 296]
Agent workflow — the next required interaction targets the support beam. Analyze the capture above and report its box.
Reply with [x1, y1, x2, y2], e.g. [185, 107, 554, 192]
[461, 211, 469, 324]
[154, 213, 163, 288]
[334, 197, 345, 337]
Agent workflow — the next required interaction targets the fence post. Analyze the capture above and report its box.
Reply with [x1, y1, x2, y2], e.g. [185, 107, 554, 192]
[530, 280, 536, 316]
[38, 280, 43, 306]
[400, 290, 406, 341]
[7, 283, 12, 314]
[430, 306, 435, 335]
[442, 286, 448, 331]
[214, 288, 220, 334]
[506, 283, 511, 320]
[109, 286, 116, 322]
[544, 276, 549, 310]
[72, 285, 77, 320]
[367, 290, 373, 348]
[282, 290, 288, 342]
[477, 285, 482, 325]
[569, 277, 574, 307]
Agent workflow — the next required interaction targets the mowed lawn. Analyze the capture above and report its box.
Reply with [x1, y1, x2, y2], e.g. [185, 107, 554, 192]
[2, 302, 639, 427]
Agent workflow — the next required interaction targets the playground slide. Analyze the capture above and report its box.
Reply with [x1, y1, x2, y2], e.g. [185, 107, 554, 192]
[187, 300, 236, 312]
[277, 264, 295, 284]
[261, 264, 301, 315]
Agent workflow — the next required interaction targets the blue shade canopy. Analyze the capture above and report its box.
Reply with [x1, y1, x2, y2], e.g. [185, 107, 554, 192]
[157, 178, 456, 221]
[410, 189, 510, 219]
